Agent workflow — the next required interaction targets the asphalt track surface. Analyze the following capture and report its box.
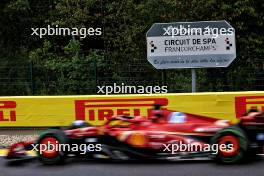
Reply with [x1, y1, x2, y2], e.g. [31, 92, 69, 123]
[1, 156, 264, 176]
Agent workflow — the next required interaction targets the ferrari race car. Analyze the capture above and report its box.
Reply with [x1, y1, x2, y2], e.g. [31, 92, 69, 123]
[6, 105, 264, 164]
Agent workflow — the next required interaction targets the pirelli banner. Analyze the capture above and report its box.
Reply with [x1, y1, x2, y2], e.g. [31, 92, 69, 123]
[0, 92, 264, 127]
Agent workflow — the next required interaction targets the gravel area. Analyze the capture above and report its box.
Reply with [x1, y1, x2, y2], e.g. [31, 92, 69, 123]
[0, 133, 39, 148]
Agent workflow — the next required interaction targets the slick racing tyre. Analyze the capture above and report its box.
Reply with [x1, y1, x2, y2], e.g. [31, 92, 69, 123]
[211, 126, 249, 164]
[37, 129, 68, 165]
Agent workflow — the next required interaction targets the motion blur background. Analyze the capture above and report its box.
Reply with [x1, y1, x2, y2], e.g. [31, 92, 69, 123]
[0, 0, 263, 95]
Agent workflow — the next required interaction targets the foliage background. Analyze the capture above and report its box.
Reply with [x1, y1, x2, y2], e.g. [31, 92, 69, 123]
[0, 0, 263, 95]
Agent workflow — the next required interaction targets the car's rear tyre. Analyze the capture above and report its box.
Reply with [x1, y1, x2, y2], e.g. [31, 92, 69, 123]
[37, 129, 68, 165]
[211, 126, 249, 164]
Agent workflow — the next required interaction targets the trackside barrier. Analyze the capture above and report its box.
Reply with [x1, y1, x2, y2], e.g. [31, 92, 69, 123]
[0, 91, 264, 127]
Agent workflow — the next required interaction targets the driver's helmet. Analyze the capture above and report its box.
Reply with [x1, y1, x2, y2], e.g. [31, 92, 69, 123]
[70, 120, 89, 129]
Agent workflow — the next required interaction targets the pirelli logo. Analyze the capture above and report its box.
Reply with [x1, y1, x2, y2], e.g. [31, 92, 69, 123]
[0, 101, 16, 121]
[75, 98, 168, 121]
[235, 96, 264, 118]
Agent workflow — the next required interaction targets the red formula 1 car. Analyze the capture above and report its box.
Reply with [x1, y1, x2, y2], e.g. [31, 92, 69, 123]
[6, 105, 264, 164]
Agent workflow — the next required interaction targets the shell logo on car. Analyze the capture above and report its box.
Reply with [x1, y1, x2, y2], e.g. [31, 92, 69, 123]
[0, 92, 264, 127]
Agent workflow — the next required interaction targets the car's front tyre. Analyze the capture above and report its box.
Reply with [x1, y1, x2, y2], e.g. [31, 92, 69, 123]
[37, 129, 68, 165]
